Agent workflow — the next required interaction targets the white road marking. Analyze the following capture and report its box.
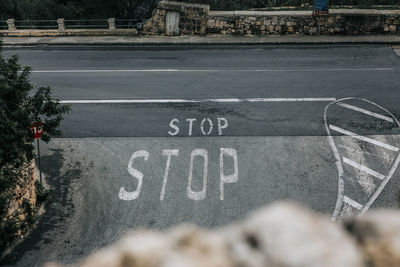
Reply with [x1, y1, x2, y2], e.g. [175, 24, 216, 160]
[342, 157, 385, 180]
[119, 147, 239, 201]
[119, 150, 149, 201]
[168, 117, 229, 136]
[339, 139, 376, 197]
[361, 153, 400, 214]
[31, 68, 394, 73]
[60, 97, 336, 104]
[187, 149, 208, 201]
[343, 196, 363, 210]
[326, 97, 400, 222]
[329, 125, 399, 152]
[336, 102, 394, 123]
[220, 148, 239, 201]
[168, 119, 180, 136]
[217, 118, 229, 135]
[160, 149, 179, 201]
[200, 118, 213, 136]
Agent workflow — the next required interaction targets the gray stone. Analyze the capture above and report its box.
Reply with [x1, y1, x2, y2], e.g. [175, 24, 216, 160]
[344, 210, 400, 267]
[226, 203, 363, 267]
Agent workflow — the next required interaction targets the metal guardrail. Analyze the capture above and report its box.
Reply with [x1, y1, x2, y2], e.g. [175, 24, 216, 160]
[14, 19, 58, 29]
[0, 20, 8, 29]
[115, 19, 142, 29]
[64, 19, 108, 29]
[0, 18, 143, 31]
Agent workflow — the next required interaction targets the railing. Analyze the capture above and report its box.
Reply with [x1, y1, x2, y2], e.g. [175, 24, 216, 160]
[64, 19, 109, 29]
[0, 20, 8, 29]
[14, 19, 58, 29]
[115, 19, 143, 29]
[0, 18, 143, 31]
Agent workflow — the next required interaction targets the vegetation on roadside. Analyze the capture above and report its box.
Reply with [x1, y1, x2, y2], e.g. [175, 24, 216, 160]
[0, 0, 399, 21]
[0, 41, 70, 254]
[35, 180, 52, 203]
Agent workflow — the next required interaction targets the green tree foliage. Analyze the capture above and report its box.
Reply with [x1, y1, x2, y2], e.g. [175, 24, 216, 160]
[0, 0, 158, 20]
[0, 55, 70, 168]
[0, 46, 70, 251]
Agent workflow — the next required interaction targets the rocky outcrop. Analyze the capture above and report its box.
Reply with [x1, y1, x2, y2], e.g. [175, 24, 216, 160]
[46, 202, 400, 267]
[344, 210, 400, 267]
[225, 204, 363, 267]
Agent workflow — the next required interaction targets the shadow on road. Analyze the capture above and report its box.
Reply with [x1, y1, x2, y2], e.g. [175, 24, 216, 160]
[1, 148, 81, 266]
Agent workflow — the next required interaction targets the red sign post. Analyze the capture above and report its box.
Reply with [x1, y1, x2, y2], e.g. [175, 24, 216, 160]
[31, 121, 44, 140]
[31, 122, 44, 185]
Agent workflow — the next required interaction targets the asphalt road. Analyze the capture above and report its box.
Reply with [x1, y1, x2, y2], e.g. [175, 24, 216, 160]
[1, 45, 400, 266]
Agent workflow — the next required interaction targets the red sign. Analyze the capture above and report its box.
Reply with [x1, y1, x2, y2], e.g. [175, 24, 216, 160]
[31, 122, 44, 139]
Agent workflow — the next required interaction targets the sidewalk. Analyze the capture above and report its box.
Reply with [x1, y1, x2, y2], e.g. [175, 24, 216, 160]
[2, 35, 400, 46]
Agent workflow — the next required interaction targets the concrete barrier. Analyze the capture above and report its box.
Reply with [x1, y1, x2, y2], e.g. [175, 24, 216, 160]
[108, 18, 116, 30]
[0, 17, 139, 37]
[57, 18, 65, 31]
[6, 19, 16, 31]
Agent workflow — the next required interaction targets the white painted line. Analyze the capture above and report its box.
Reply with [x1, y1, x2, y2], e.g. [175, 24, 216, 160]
[244, 97, 337, 102]
[343, 196, 363, 210]
[342, 157, 385, 180]
[59, 97, 337, 104]
[329, 125, 399, 152]
[327, 97, 400, 221]
[361, 153, 400, 214]
[337, 102, 394, 123]
[31, 68, 394, 73]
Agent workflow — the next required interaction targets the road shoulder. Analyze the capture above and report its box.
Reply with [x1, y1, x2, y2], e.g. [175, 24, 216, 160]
[3, 35, 400, 46]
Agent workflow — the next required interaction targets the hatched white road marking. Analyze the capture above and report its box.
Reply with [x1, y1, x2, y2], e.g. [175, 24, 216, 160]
[343, 196, 363, 210]
[336, 102, 394, 123]
[361, 153, 400, 214]
[329, 125, 399, 152]
[343, 157, 385, 180]
[324, 97, 400, 221]
[60, 98, 337, 104]
[30, 68, 394, 73]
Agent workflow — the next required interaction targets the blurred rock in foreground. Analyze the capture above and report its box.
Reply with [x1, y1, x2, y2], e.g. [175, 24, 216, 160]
[47, 202, 400, 267]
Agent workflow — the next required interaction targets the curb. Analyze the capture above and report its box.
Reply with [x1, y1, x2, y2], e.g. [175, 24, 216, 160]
[3, 36, 400, 47]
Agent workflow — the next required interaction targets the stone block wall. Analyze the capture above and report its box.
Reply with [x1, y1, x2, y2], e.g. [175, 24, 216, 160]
[142, 2, 400, 36]
[2, 1, 398, 37]
[143, 1, 209, 35]
[1, 160, 38, 244]
[207, 10, 400, 35]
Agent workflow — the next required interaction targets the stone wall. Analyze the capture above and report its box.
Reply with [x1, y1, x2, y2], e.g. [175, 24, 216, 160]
[143, 2, 400, 36]
[0, 0, 400, 36]
[3, 160, 37, 223]
[1, 1, 400, 37]
[143, 1, 209, 35]
[207, 10, 400, 35]
[1, 160, 38, 252]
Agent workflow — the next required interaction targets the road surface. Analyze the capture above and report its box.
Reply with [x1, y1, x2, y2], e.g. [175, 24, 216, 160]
[1, 45, 400, 266]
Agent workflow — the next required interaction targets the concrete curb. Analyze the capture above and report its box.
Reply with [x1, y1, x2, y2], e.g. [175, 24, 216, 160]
[2, 35, 400, 47]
